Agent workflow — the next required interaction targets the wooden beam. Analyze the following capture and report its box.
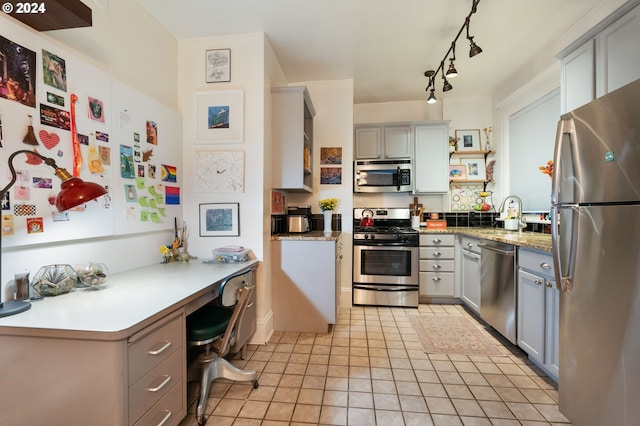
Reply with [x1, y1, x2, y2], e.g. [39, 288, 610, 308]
[6, 0, 92, 31]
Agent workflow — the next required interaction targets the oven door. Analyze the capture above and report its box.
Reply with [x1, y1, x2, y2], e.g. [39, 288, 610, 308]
[353, 244, 418, 285]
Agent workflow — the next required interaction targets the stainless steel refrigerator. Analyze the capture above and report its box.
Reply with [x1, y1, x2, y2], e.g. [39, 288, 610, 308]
[551, 78, 640, 425]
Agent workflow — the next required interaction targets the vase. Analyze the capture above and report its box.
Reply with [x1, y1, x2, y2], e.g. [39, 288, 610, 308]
[323, 210, 333, 233]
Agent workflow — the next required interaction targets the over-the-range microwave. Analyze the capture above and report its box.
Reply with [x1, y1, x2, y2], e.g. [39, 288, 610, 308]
[354, 158, 412, 193]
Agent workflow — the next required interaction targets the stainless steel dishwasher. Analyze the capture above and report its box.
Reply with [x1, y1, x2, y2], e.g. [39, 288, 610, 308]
[479, 240, 517, 344]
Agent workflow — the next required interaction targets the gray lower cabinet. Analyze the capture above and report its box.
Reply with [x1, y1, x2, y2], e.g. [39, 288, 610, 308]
[271, 238, 339, 332]
[460, 236, 481, 315]
[517, 248, 559, 381]
[419, 234, 455, 301]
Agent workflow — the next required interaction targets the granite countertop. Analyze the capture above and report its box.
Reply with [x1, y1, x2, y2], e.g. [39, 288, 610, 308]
[271, 231, 342, 241]
[420, 227, 552, 252]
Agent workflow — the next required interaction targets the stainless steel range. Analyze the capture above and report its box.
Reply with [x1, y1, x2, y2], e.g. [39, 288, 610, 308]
[352, 208, 419, 307]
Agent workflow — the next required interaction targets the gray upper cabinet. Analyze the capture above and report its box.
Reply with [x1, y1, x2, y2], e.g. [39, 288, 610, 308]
[560, 2, 640, 113]
[272, 86, 316, 192]
[413, 121, 449, 193]
[354, 124, 412, 159]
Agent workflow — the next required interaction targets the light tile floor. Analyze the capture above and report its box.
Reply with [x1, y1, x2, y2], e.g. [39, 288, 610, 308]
[179, 304, 571, 425]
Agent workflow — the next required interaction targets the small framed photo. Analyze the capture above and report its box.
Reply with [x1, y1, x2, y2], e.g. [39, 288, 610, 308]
[195, 90, 244, 143]
[461, 158, 486, 181]
[449, 164, 467, 180]
[270, 190, 286, 215]
[199, 203, 239, 237]
[455, 129, 482, 151]
[206, 48, 231, 83]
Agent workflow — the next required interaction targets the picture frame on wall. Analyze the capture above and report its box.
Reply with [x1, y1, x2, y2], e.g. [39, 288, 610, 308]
[449, 164, 467, 180]
[195, 90, 244, 143]
[199, 203, 240, 236]
[455, 129, 482, 151]
[461, 158, 486, 181]
[206, 48, 231, 83]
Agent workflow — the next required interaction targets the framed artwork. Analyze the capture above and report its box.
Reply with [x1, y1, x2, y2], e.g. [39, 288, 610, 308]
[199, 203, 239, 237]
[193, 150, 244, 192]
[461, 158, 486, 181]
[455, 129, 482, 151]
[320, 147, 342, 165]
[195, 90, 244, 143]
[320, 167, 342, 184]
[449, 164, 467, 180]
[206, 48, 231, 83]
[270, 190, 286, 215]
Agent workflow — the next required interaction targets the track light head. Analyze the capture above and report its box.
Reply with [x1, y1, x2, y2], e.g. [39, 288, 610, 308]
[446, 60, 458, 78]
[427, 89, 437, 104]
[443, 79, 453, 92]
[468, 37, 483, 57]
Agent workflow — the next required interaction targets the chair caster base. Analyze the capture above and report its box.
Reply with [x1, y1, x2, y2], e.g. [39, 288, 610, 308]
[198, 415, 207, 426]
[253, 380, 259, 389]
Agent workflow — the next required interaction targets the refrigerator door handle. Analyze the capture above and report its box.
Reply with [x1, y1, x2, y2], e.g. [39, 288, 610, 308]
[552, 204, 578, 292]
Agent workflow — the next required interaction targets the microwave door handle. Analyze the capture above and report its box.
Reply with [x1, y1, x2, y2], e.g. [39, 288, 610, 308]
[396, 166, 401, 191]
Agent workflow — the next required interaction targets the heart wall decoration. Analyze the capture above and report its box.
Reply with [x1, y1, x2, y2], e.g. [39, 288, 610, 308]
[39, 130, 60, 150]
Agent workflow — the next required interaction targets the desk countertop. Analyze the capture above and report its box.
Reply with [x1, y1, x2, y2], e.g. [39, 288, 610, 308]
[0, 259, 258, 339]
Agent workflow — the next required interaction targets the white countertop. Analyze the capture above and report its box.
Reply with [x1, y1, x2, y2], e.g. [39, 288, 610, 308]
[0, 259, 258, 338]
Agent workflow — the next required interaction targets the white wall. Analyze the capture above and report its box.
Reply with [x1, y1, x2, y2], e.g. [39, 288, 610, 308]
[1, 1, 178, 298]
[177, 32, 270, 343]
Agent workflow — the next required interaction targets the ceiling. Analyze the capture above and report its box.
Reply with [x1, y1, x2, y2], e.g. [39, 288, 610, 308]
[137, 0, 603, 104]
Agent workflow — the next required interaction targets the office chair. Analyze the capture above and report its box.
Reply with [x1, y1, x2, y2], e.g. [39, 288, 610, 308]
[187, 270, 258, 426]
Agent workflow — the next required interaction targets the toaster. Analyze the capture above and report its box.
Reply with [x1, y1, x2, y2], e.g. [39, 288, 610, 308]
[287, 215, 310, 233]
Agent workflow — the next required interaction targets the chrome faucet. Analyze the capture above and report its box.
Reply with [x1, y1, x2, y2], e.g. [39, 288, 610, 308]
[498, 195, 526, 230]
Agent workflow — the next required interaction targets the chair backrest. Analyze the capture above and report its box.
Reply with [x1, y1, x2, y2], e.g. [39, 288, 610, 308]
[216, 281, 254, 357]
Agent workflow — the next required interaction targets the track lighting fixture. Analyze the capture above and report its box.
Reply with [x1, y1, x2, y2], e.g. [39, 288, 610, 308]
[423, 0, 482, 103]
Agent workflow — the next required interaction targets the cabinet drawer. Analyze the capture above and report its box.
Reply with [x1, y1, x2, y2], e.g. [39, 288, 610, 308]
[519, 248, 554, 279]
[133, 378, 184, 426]
[129, 349, 183, 424]
[129, 312, 184, 386]
[460, 236, 481, 254]
[419, 234, 455, 246]
[420, 271, 455, 296]
[419, 246, 455, 259]
[420, 259, 454, 272]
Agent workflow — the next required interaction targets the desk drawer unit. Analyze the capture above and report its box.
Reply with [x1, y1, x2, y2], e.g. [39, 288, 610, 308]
[419, 234, 455, 298]
[128, 311, 184, 425]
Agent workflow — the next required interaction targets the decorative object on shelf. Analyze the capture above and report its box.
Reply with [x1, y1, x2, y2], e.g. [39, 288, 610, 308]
[473, 190, 494, 211]
[450, 184, 483, 211]
[455, 129, 481, 151]
[449, 136, 459, 152]
[483, 126, 492, 151]
[199, 203, 240, 237]
[449, 164, 467, 180]
[206, 48, 231, 83]
[461, 158, 486, 181]
[212, 245, 250, 263]
[319, 198, 338, 233]
[195, 90, 244, 143]
[423, 0, 482, 103]
[486, 159, 496, 182]
[539, 160, 553, 179]
[31, 264, 77, 297]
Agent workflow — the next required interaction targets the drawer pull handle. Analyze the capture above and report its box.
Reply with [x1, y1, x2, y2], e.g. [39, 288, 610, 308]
[467, 243, 473, 248]
[540, 262, 552, 269]
[156, 410, 172, 426]
[545, 282, 553, 288]
[147, 340, 172, 355]
[147, 375, 172, 392]
[432, 264, 442, 270]
[433, 252, 442, 256]
[535, 279, 543, 286]
[246, 302, 254, 308]
[432, 277, 441, 282]
[432, 238, 442, 244]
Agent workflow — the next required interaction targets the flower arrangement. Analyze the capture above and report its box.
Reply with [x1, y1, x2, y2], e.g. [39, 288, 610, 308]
[319, 198, 339, 211]
[539, 160, 553, 179]
[159, 221, 195, 263]
[449, 136, 459, 151]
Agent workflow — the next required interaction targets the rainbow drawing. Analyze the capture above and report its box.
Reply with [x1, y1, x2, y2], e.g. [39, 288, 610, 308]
[161, 164, 177, 182]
